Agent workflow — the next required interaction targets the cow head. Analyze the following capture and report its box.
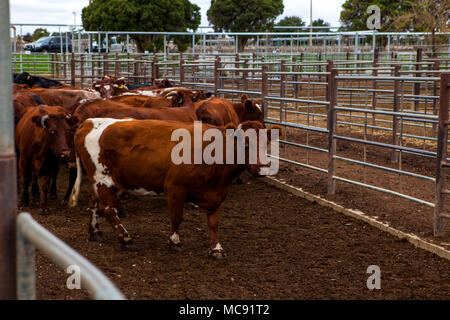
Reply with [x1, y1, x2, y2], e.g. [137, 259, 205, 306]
[228, 120, 282, 177]
[193, 91, 213, 102]
[31, 108, 77, 159]
[165, 89, 195, 108]
[240, 95, 264, 124]
[93, 76, 127, 98]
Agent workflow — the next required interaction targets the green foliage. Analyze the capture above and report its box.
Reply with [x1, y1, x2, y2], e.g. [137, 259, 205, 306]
[207, 0, 284, 51]
[32, 28, 50, 41]
[312, 19, 330, 32]
[275, 16, 306, 32]
[340, 0, 413, 31]
[82, 0, 201, 52]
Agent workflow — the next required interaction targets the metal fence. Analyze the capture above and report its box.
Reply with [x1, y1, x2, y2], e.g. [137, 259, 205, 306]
[16, 212, 125, 300]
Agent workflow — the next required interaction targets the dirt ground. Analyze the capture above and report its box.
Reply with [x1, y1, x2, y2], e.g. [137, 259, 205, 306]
[22, 167, 449, 300]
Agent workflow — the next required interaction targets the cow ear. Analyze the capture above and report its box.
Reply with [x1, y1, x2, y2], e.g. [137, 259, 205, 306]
[31, 115, 41, 126]
[245, 99, 253, 110]
[66, 115, 79, 126]
[224, 122, 237, 130]
[205, 92, 213, 98]
[192, 91, 199, 102]
[269, 125, 283, 139]
[241, 94, 248, 103]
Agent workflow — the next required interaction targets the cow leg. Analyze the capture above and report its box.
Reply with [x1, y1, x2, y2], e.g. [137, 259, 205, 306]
[88, 190, 102, 242]
[62, 167, 77, 205]
[31, 173, 40, 206]
[207, 209, 225, 259]
[167, 192, 185, 250]
[39, 174, 53, 214]
[97, 186, 137, 251]
[19, 163, 32, 208]
[48, 166, 59, 200]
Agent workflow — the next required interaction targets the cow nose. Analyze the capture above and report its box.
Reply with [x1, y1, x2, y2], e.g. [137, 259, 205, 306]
[61, 150, 71, 158]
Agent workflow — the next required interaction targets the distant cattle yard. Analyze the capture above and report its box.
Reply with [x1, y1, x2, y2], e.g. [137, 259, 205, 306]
[9, 48, 450, 299]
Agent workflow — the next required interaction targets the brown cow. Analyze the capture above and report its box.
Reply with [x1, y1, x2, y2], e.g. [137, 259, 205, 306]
[195, 97, 240, 126]
[13, 92, 45, 125]
[71, 89, 197, 125]
[13, 83, 29, 93]
[232, 95, 264, 124]
[28, 87, 101, 114]
[16, 106, 76, 213]
[69, 118, 280, 257]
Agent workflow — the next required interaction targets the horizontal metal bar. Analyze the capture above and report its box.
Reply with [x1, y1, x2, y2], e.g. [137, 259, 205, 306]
[269, 155, 328, 174]
[265, 120, 329, 134]
[280, 140, 328, 153]
[334, 155, 435, 182]
[267, 96, 330, 106]
[16, 212, 125, 300]
[333, 176, 435, 207]
[218, 89, 261, 95]
[335, 106, 438, 120]
[334, 135, 436, 157]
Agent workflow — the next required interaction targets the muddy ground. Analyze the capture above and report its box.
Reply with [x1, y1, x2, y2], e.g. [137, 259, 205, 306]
[20, 168, 449, 300]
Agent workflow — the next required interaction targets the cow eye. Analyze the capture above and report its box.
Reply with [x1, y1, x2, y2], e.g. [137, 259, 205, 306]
[50, 130, 56, 135]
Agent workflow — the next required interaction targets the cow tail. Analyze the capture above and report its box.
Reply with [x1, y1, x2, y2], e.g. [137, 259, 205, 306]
[68, 154, 82, 207]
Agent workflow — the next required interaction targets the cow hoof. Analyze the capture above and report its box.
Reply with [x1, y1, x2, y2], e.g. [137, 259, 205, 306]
[121, 242, 139, 251]
[89, 233, 103, 242]
[39, 208, 50, 216]
[168, 241, 183, 252]
[209, 249, 225, 259]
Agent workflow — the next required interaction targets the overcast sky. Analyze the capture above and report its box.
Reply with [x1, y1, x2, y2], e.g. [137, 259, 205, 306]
[10, 0, 346, 34]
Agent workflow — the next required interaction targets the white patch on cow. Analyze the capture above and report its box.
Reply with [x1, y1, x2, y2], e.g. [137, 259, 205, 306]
[170, 233, 180, 245]
[90, 208, 99, 230]
[213, 243, 223, 251]
[120, 92, 139, 96]
[78, 99, 88, 104]
[84, 118, 132, 194]
[255, 103, 261, 111]
[103, 85, 111, 91]
[131, 188, 158, 196]
[136, 90, 159, 97]
[68, 156, 82, 207]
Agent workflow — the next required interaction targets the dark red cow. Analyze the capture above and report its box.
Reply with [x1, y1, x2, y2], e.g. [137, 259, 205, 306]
[69, 118, 281, 258]
[16, 106, 77, 213]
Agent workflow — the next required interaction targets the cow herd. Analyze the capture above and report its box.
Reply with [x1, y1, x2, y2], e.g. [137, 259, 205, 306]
[12, 73, 279, 258]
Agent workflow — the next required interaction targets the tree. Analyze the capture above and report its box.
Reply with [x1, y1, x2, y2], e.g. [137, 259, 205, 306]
[82, 0, 201, 52]
[32, 28, 50, 41]
[312, 19, 330, 32]
[22, 33, 33, 42]
[340, 0, 413, 31]
[394, 0, 450, 57]
[275, 16, 306, 33]
[207, 0, 284, 51]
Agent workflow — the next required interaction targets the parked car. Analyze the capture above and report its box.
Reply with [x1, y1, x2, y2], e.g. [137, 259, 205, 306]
[23, 42, 35, 51]
[85, 37, 134, 53]
[32, 36, 72, 52]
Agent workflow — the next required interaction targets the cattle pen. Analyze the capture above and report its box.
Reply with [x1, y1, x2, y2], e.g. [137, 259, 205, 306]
[3, 19, 450, 300]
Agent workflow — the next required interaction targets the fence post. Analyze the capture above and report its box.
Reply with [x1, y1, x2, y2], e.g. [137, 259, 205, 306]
[243, 59, 248, 92]
[392, 65, 400, 163]
[103, 53, 108, 76]
[432, 61, 439, 137]
[180, 56, 185, 86]
[434, 72, 450, 236]
[0, 0, 17, 299]
[371, 55, 378, 128]
[152, 56, 158, 85]
[414, 48, 422, 111]
[326, 60, 334, 104]
[280, 60, 286, 122]
[327, 68, 338, 195]
[115, 52, 120, 77]
[261, 64, 268, 122]
[70, 53, 75, 87]
[16, 228, 35, 300]
[80, 54, 84, 88]
[214, 56, 221, 97]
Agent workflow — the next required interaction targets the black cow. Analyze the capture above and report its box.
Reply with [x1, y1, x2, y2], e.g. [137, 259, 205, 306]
[14, 72, 62, 88]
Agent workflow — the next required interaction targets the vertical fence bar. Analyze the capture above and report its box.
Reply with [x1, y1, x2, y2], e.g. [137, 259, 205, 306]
[70, 53, 75, 87]
[261, 65, 268, 121]
[0, 0, 17, 299]
[414, 48, 422, 111]
[16, 227, 35, 300]
[280, 60, 286, 122]
[392, 65, 400, 163]
[327, 68, 338, 195]
[214, 56, 220, 96]
[243, 59, 248, 92]
[434, 72, 450, 236]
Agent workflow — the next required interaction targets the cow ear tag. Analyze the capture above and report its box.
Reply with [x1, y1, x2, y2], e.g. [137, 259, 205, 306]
[119, 84, 124, 89]
[178, 97, 183, 105]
